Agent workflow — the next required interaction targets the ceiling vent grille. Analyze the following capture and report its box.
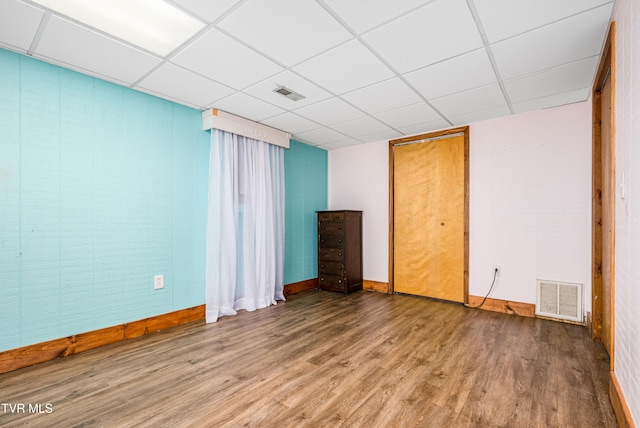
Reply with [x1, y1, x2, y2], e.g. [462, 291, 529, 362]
[273, 86, 305, 101]
[536, 280, 583, 323]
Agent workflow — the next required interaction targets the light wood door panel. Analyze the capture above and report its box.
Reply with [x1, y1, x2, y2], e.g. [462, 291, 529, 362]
[393, 135, 465, 302]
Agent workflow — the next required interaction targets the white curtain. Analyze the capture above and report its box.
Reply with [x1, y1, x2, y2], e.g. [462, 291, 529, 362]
[205, 129, 285, 323]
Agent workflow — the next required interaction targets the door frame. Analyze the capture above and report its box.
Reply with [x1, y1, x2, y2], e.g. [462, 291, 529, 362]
[388, 126, 470, 303]
[591, 22, 615, 369]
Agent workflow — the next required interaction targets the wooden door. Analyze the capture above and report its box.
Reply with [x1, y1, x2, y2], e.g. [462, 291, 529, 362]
[392, 134, 465, 302]
[592, 23, 615, 364]
[600, 70, 614, 358]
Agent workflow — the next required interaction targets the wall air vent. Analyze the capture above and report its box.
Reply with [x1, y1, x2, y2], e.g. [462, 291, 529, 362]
[536, 280, 583, 323]
[273, 86, 305, 102]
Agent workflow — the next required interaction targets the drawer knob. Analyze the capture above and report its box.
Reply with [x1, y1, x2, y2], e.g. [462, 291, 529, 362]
[338, 253, 343, 257]
[338, 239, 342, 244]
[321, 226, 325, 230]
[441, 222, 445, 226]
[338, 226, 343, 230]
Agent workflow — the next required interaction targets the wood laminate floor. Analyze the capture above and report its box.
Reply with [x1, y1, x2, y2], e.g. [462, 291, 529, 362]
[0, 290, 616, 427]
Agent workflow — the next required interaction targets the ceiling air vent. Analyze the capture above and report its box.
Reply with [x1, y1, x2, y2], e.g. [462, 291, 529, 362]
[273, 86, 305, 102]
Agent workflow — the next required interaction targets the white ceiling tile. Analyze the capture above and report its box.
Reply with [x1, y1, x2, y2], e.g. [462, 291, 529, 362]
[137, 63, 234, 108]
[293, 40, 395, 95]
[330, 116, 391, 138]
[512, 88, 590, 114]
[341, 78, 422, 115]
[172, 28, 283, 90]
[449, 105, 512, 126]
[492, 4, 613, 79]
[211, 92, 285, 122]
[475, 0, 613, 43]
[504, 57, 598, 103]
[294, 127, 347, 145]
[397, 119, 452, 136]
[294, 97, 365, 125]
[0, 1, 43, 52]
[323, 0, 434, 36]
[357, 129, 403, 143]
[218, 0, 352, 67]
[373, 102, 441, 128]
[171, 0, 242, 22]
[431, 84, 507, 117]
[35, 16, 161, 84]
[404, 49, 497, 99]
[134, 86, 200, 110]
[260, 112, 321, 134]
[322, 139, 363, 150]
[243, 70, 332, 110]
[363, 0, 483, 73]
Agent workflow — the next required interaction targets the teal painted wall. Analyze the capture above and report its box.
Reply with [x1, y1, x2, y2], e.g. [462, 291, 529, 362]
[0, 49, 327, 353]
[284, 140, 327, 284]
[0, 49, 209, 352]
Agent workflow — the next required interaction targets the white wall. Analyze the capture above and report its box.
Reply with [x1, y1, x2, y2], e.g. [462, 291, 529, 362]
[611, 0, 640, 421]
[328, 140, 389, 282]
[470, 102, 592, 307]
[328, 101, 592, 312]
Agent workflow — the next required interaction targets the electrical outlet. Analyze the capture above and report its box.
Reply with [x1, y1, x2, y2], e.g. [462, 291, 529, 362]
[493, 266, 501, 276]
[154, 274, 164, 290]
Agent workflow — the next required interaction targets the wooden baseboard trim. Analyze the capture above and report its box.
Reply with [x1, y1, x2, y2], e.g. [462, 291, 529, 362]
[283, 278, 318, 296]
[467, 295, 535, 318]
[363, 280, 389, 293]
[610, 371, 636, 428]
[1, 277, 321, 374]
[0, 305, 205, 375]
[124, 305, 205, 340]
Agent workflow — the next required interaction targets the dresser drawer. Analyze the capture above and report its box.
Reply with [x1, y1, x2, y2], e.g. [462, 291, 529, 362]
[318, 222, 345, 235]
[318, 260, 345, 275]
[319, 273, 347, 291]
[318, 248, 345, 261]
[318, 212, 344, 222]
[318, 234, 345, 248]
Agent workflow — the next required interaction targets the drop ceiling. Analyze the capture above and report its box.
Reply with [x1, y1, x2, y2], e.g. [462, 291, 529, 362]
[0, 0, 614, 150]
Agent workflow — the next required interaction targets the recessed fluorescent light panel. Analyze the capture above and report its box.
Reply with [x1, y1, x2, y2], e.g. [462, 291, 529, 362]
[31, 0, 205, 56]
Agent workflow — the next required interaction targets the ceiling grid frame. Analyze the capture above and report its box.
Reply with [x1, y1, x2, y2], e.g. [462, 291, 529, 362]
[0, 0, 615, 150]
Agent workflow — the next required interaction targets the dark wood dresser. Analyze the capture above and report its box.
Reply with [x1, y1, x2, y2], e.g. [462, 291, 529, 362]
[317, 210, 363, 293]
